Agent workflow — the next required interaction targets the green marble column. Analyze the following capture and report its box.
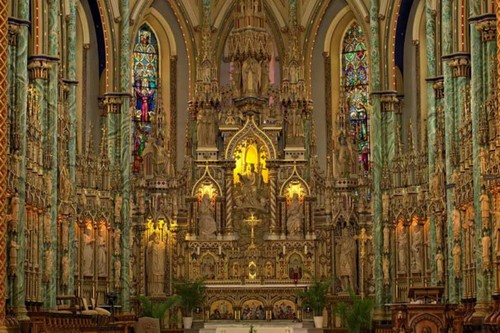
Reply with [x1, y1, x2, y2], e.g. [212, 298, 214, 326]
[66, 0, 77, 294]
[45, 0, 59, 310]
[369, 0, 383, 309]
[13, 0, 29, 320]
[425, 0, 438, 286]
[119, 0, 131, 312]
[470, 25, 489, 313]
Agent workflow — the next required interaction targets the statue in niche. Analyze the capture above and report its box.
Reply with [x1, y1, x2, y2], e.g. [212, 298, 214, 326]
[197, 109, 216, 147]
[382, 192, 389, 222]
[114, 228, 121, 256]
[260, 60, 269, 94]
[232, 61, 242, 96]
[411, 224, 423, 273]
[44, 211, 51, 244]
[482, 232, 492, 272]
[61, 254, 69, 287]
[6, 195, 19, 229]
[338, 229, 356, 291]
[199, 194, 217, 239]
[236, 164, 265, 209]
[97, 227, 108, 276]
[287, 108, 304, 141]
[114, 195, 122, 220]
[452, 244, 461, 278]
[288, 254, 303, 280]
[9, 235, 19, 276]
[383, 225, 390, 254]
[147, 231, 165, 295]
[61, 221, 68, 251]
[436, 250, 444, 282]
[114, 259, 121, 288]
[481, 188, 490, 228]
[200, 255, 216, 280]
[382, 255, 390, 286]
[265, 261, 274, 279]
[242, 58, 260, 94]
[398, 228, 408, 273]
[44, 247, 53, 283]
[83, 227, 94, 276]
[287, 193, 303, 238]
[59, 162, 72, 201]
[452, 208, 461, 241]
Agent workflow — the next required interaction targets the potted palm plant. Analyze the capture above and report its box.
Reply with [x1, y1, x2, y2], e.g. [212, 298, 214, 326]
[335, 289, 374, 333]
[174, 279, 206, 329]
[135, 295, 180, 333]
[296, 278, 331, 328]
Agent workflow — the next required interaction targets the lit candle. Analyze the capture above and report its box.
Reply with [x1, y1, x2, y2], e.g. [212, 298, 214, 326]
[197, 246, 200, 255]
[218, 245, 222, 255]
[283, 245, 286, 255]
[304, 245, 308, 254]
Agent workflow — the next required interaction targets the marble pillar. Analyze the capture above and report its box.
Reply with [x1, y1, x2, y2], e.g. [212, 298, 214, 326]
[0, 0, 9, 329]
[120, 0, 131, 312]
[12, 0, 30, 320]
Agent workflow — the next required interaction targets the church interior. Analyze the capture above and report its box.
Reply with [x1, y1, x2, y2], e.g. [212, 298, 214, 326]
[1, 0, 500, 332]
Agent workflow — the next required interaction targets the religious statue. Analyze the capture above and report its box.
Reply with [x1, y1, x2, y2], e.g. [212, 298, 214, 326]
[242, 58, 260, 94]
[382, 192, 389, 221]
[411, 224, 423, 273]
[482, 232, 491, 272]
[287, 193, 303, 238]
[114, 195, 122, 220]
[61, 254, 70, 287]
[383, 225, 390, 254]
[44, 211, 51, 244]
[436, 250, 444, 283]
[44, 247, 53, 284]
[452, 244, 461, 279]
[61, 220, 68, 251]
[481, 189, 490, 229]
[260, 59, 269, 93]
[452, 208, 461, 241]
[59, 163, 72, 201]
[9, 235, 19, 276]
[97, 228, 108, 276]
[287, 108, 304, 142]
[83, 227, 94, 276]
[114, 228, 121, 256]
[147, 232, 165, 295]
[383, 256, 390, 286]
[398, 228, 408, 273]
[114, 259, 121, 288]
[232, 61, 242, 95]
[6, 195, 19, 229]
[199, 194, 217, 239]
[339, 229, 356, 291]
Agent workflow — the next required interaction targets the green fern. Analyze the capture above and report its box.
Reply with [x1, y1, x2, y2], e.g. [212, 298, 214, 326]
[335, 289, 374, 333]
[138, 295, 180, 319]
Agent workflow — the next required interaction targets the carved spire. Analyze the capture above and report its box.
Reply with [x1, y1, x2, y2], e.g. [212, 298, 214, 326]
[226, 0, 272, 101]
[194, 0, 220, 106]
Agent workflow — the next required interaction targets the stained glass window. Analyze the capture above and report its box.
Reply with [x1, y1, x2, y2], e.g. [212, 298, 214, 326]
[342, 22, 369, 173]
[132, 25, 158, 173]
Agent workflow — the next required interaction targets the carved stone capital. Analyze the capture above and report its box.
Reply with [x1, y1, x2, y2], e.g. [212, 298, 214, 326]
[8, 21, 19, 46]
[28, 57, 51, 80]
[446, 53, 471, 78]
[102, 93, 125, 115]
[378, 91, 399, 112]
[427, 76, 444, 99]
[475, 18, 497, 42]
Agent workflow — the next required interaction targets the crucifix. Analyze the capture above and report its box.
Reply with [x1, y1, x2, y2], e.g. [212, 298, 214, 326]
[245, 212, 261, 249]
[354, 228, 373, 298]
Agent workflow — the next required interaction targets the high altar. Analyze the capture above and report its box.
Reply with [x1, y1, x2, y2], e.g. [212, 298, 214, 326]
[130, 0, 371, 326]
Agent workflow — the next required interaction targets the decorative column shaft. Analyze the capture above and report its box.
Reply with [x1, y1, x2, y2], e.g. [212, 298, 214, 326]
[66, 0, 77, 295]
[369, 0, 384, 310]
[12, 0, 30, 320]
[119, 0, 131, 311]
[44, 0, 60, 311]
[0, 0, 9, 328]
[224, 169, 234, 235]
[470, 20, 490, 315]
